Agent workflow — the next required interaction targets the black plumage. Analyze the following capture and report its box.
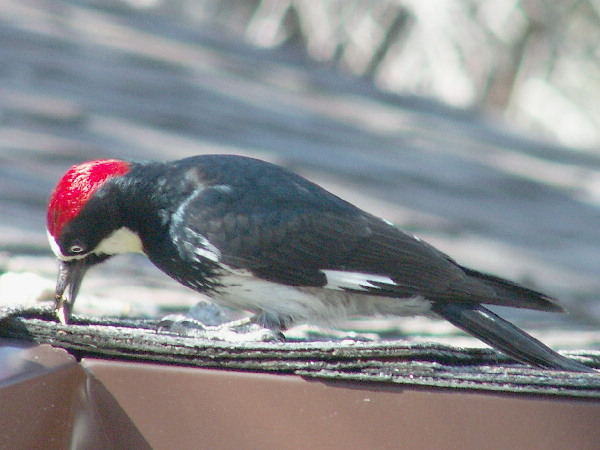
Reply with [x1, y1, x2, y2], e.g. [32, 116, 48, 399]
[48, 154, 594, 372]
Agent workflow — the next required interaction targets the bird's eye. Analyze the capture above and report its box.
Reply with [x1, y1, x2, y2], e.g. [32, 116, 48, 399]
[69, 244, 85, 254]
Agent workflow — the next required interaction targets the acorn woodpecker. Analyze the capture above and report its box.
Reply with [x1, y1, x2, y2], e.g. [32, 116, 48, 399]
[47, 154, 593, 372]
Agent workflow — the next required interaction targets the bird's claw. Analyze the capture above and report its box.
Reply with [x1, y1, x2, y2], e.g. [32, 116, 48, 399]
[157, 314, 281, 342]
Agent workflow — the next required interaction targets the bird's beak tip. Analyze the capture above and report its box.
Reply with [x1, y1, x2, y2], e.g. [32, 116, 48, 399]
[54, 258, 88, 324]
[55, 294, 69, 325]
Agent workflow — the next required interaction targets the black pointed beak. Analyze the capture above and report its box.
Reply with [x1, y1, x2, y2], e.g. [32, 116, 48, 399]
[55, 259, 90, 324]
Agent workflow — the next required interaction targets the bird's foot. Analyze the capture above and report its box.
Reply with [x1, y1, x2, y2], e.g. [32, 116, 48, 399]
[157, 314, 281, 342]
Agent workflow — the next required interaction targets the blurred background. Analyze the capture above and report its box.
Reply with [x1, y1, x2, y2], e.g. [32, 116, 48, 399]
[95, 0, 600, 150]
[1, 0, 599, 347]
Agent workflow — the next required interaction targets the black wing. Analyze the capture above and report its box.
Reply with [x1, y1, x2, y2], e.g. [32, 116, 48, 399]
[172, 157, 561, 312]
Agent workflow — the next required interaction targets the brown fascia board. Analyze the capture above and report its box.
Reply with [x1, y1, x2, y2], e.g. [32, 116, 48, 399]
[1, 337, 600, 449]
[1, 308, 600, 449]
[83, 358, 600, 450]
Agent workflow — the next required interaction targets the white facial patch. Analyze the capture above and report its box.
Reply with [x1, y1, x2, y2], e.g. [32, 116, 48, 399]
[95, 227, 144, 255]
[47, 227, 143, 261]
[322, 270, 397, 291]
[47, 229, 65, 259]
[47, 229, 87, 261]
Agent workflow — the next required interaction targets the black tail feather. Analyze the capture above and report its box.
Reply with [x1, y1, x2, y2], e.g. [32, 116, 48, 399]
[460, 266, 564, 312]
[432, 302, 594, 373]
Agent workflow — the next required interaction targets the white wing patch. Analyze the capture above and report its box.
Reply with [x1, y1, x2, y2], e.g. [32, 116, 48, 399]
[172, 185, 223, 263]
[189, 228, 221, 262]
[322, 270, 396, 291]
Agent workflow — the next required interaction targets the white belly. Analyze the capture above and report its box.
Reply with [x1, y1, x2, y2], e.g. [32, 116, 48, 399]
[212, 273, 432, 327]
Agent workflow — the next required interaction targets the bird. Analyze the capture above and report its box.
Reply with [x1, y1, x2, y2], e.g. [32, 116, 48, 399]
[46, 154, 593, 372]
